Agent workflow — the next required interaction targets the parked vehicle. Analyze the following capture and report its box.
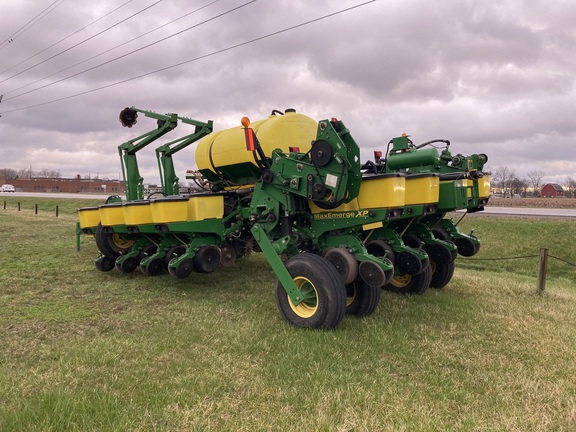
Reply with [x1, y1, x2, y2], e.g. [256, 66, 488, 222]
[0, 184, 15, 192]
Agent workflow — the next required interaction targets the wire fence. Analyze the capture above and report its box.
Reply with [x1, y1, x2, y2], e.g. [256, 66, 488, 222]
[459, 248, 575, 293]
[459, 254, 576, 267]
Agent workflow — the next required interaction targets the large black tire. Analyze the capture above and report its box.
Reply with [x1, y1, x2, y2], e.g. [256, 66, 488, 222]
[429, 259, 455, 289]
[346, 279, 381, 316]
[384, 264, 431, 295]
[275, 254, 347, 329]
[95, 223, 134, 259]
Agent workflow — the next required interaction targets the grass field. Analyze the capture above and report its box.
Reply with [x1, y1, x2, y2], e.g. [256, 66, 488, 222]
[1, 198, 575, 431]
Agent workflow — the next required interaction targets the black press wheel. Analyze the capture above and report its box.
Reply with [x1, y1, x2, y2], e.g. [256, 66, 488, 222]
[164, 245, 186, 268]
[193, 245, 222, 274]
[431, 227, 451, 242]
[95, 256, 115, 272]
[384, 264, 432, 295]
[141, 257, 165, 276]
[366, 239, 396, 265]
[168, 257, 195, 279]
[275, 254, 347, 329]
[95, 223, 134, 259]
[429, 259, 455, 289]
[115, 255, 139, 274]
[346, 279, 381, 316]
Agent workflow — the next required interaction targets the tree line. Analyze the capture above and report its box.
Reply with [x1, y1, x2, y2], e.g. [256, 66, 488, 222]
[0, 167, 62, 180]
[492, 167, 576, 198]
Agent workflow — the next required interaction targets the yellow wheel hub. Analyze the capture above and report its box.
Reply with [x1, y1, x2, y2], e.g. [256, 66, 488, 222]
[288, 276, 318, 318]
[391, 273, 412, 288]
[112, 234, 134, 249]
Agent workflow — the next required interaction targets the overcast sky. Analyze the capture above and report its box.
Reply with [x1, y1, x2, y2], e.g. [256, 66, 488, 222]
[0, 0, 574, 185]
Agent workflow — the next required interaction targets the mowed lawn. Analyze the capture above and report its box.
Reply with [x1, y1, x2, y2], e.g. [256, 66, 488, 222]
[1, 198, 575, 431]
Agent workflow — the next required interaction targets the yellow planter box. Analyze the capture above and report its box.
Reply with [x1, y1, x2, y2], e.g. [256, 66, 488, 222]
[187, 195, 224, 221]
[124, 200, 153, 225]
[405, 173, 439, 205]
[478, 175, 491, 198]
[150, 197, 189, 223]
[357, 173, 405, 209]
[77, 206, 100, 228]
[98, 203, 125, 226]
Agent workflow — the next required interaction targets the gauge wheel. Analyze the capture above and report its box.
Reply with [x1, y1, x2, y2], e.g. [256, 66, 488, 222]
[346, 279, 381, 316]
[164, 246, 186, 268]
[429, 259, 455, 289]
[275, 254, 346, 329]
[384, 264, 431, 295]
[324, 247, 358, 285]
[193, 245, 222, 274]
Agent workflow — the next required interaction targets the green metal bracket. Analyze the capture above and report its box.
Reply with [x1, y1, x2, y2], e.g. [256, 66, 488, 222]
[118, 107, 180, 201]
[75, 222, 81, 251]
[250, 224, 302, 306]
[155, 117, 213, 196]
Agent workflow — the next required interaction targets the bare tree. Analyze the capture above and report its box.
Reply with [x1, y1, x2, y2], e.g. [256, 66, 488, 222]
[527, 170, 545, 197]
[17, 168, 35, 179]
[36, 169, 61, 178]
[0, 168, 18, 180]
[493, 166, 516, 197]
[564, 176, 576, 198]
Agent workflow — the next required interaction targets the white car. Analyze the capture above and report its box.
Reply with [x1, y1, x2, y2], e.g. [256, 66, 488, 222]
[1, 184, 16, 192]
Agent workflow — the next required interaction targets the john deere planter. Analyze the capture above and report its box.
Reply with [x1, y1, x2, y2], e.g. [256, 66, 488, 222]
[77, 107, 489, 329]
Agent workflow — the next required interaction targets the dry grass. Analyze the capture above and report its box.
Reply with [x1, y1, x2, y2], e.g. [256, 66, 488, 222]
[487, 197, 576, 209]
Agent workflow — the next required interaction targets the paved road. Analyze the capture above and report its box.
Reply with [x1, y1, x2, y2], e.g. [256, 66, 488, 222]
[0, 191, 123, 200]
[3, 191, 576, 218]
[476, 206, 576, 218]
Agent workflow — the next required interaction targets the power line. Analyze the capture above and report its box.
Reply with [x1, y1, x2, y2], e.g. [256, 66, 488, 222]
[2, 0, 255, 101]
[0, 0, 163, 86]
[0, 0, 66, 50]
[3, 0, 223, 98]
[0, 0, 136, 76]
[0, 0, 376, 115]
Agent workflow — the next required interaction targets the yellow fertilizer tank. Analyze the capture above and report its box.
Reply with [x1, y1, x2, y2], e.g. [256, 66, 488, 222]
[196, 110, 317, 183]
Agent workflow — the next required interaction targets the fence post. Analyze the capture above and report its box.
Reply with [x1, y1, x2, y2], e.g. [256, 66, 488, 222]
[35, 204, 38, 214]
[18, 202, 21, 211]
[56, 206, 59, 217]
[536, 247, 548, 294]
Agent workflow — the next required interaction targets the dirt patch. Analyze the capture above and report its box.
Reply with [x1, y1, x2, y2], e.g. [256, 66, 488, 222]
[486, 197, 576, 209]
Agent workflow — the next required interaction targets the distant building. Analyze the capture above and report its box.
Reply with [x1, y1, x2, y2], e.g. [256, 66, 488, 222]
[0, 176, 124, 194]
[541, 183, 564, 198]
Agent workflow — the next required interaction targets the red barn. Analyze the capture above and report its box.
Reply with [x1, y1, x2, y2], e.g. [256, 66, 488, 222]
[541, 183, 564, 198]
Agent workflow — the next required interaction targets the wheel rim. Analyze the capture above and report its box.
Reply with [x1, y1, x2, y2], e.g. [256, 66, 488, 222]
[111, 234, 134, 249]
[346, 283, 357, 307]
[390, 273, 412, 288]
[430, 260, 437, 276]
[288, 276, 318, 318]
